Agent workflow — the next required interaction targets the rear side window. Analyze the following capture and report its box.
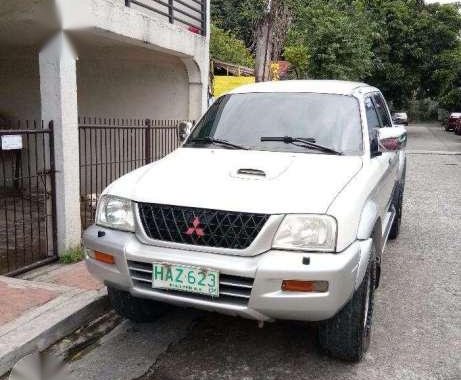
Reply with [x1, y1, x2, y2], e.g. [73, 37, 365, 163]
[373, 94, 392, 128]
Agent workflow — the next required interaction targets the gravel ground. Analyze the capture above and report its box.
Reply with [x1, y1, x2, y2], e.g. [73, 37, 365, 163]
[64, 124, 461, 380]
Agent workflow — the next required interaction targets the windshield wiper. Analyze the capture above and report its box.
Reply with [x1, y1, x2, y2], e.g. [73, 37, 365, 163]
[260, 136, 343, 155]
[188, 137, 249, 150]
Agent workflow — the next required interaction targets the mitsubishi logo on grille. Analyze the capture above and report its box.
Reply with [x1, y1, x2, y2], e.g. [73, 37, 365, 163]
[185, 216, 205, 237]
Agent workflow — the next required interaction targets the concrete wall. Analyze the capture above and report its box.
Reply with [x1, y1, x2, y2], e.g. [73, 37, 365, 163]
[77, 51, 189, 119]
[0, 54, 41, 121]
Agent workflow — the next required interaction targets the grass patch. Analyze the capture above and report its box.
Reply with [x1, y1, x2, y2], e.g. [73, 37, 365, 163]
[60, 246, 85, 264]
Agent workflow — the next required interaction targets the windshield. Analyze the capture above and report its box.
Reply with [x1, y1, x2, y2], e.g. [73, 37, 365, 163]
[185, 93, 363, 155]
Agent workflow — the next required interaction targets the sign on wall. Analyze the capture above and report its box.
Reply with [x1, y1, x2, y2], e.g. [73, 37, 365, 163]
[1, 135, 23, 150]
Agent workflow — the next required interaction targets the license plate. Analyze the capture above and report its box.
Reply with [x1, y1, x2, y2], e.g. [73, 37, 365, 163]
[152, 263, 219, 297]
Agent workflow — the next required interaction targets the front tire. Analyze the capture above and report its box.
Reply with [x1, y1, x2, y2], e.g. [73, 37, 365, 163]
[318, 246, 377, 362]
[108, 286, 172, 322]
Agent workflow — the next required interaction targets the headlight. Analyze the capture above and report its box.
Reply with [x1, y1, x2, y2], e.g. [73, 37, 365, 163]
[96, 195, 135, 232]
[273, 215, 337, 252]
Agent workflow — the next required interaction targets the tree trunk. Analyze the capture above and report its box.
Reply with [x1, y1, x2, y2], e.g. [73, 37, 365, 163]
[255, 17, 272, 82]
[254, 0, 291, 82]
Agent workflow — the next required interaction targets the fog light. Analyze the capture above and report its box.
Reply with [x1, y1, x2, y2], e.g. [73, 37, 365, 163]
[93, 251, 115, 265]
[281, 280, 329, 292]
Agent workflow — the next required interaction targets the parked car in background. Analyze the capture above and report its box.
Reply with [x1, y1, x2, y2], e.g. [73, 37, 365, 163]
[446, 113, 461, 131]
[392, 112, 409, 126]
[454, 120, 461, 135]
[83, 80, 407, 362]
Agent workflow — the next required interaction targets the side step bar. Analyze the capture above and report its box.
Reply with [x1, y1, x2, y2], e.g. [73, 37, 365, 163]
[381, 205, 396, 253]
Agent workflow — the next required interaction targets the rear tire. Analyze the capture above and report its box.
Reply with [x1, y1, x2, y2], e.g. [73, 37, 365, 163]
[108, 286, 172, 322]
[318, 244, 377, 362]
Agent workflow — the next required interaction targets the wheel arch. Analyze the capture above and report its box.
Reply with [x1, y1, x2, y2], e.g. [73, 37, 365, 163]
[357, 200, 381, 243]
[355, 200, 382, 289]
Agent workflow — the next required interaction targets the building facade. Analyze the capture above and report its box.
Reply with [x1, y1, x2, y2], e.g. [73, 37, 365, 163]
[0, 0, 210, 257]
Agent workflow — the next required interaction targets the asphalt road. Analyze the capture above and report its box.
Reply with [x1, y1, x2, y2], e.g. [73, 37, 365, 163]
[64, 123, 461, 380]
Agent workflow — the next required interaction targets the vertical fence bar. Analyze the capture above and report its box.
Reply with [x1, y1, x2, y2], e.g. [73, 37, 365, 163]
[41, 124, 50, 259]
[35, 131, 42, 255]
[201, 0, 207, 36]
[169, 0, 174, 24]
[26, 133, 33, 264]
[10, 144, 18, 269]
[19, 135, 26, 267]
[145, 119, 152, 165]
[1, 140, 10, 273]
[48, 121, 58, 257]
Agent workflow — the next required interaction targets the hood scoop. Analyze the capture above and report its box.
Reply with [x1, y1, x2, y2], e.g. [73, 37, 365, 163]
[229, 155, 295, 180]
[237, 168, 266, 177]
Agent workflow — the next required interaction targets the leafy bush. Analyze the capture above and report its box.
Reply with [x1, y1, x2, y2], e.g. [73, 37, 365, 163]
[439, 88, 461, 112]
[210, 24, 254, 67]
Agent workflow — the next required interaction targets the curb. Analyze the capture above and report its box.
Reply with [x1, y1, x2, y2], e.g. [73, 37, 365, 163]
[0, 288, 108, 377]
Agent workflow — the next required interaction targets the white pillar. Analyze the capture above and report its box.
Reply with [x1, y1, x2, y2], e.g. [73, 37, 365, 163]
[39, 32, 81, 255]
[182, 56, 209, 121]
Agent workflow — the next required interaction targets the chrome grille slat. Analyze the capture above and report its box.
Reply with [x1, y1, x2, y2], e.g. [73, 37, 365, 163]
[219, 280, 252, 289]
[131, 276, 152, 283]
[219, 290, 251, 299]
[127, 260, 254, 306]
[128, 267, 152, 274]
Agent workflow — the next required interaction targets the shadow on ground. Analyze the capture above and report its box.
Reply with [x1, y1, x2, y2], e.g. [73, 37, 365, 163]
[142, 313, 357, 380]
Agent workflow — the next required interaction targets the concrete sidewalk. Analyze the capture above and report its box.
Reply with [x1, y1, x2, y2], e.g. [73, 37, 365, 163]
[0, 262, 108, 377]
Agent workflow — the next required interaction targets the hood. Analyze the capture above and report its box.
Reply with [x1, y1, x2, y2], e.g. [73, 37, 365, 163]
[106, 148, 363, 214]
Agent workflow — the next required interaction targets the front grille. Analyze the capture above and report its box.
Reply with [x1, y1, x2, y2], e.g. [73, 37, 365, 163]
[128, 260, 254, 306]
[138, 203, 269, 250]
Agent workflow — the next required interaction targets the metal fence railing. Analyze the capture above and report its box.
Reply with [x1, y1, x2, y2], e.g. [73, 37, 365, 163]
[125, 0, 207, 36]
[0, 121, 57, 275]
[78, 117, 190, 229]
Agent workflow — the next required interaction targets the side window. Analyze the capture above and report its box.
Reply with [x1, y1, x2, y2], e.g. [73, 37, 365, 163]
[373, 94, 392, 128]
[365, 97, 381, 154]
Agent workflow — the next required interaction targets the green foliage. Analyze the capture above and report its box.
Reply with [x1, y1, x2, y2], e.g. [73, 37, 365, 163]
[284, 44, 310, 78]
[439, 88, 461, 112]
[361, 0, 461, 109]
[210, 0, 461, 111]
[286, 0, 373, 80]
[211, 0, 266, 47]
[60, 246, 85, 264]
[211, 0, 296, 50]
[210, 24, 254, 67]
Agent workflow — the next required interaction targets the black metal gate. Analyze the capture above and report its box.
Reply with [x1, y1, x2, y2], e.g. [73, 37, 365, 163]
[79, 118, 187, 230]
[0, 121, 57, 275]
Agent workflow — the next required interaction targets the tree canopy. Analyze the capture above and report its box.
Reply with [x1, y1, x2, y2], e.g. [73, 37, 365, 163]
[285, 0, 373, 81]
[211, 0, 461, 112]
[210, 24, 254, 67]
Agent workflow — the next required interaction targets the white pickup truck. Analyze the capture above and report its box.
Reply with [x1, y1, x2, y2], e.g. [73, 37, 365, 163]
[83, 80, 407, 361]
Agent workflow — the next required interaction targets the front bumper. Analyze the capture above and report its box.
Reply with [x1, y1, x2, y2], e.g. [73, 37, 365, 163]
[83, 225, 372, 322]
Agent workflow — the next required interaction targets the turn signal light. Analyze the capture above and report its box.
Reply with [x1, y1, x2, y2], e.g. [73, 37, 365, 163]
[94, 251, 115, 265]
[281, 280, 329, 293]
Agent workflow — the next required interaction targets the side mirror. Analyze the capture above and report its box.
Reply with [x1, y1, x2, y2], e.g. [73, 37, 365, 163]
[378, 126, 407, 152]
[178, 121, 192, 142]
